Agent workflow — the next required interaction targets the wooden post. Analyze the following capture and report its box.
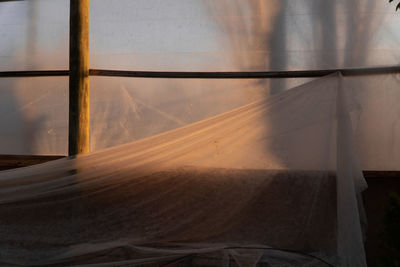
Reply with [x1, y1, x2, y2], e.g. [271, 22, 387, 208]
[69, 0, 89, 156]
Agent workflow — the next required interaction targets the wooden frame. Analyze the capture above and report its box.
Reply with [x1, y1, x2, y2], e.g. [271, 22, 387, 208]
[1, 65, 400, 79]
[1, 155, 399, 178]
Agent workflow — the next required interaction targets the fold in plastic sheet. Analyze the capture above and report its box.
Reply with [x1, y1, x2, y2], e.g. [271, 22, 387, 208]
[0, 74, 367, 266]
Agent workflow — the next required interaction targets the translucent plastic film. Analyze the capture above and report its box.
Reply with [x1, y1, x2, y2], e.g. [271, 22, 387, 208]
[89, 77, 311, 151]
[204, 0, 400, 71]
[90, 0, 400, 71]
[2, 0, 399, 71]
[344, 74, 400, 171]
[1, 0, 400, 171]
[1, 74, 399, 171]
[0, 76, 310, 155]
[0, 77, 68, 155]
[0, 74, 367, 266]
[0, 0, 69, 71]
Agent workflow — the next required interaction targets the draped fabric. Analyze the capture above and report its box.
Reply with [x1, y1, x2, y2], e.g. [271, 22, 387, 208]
[1, 0, 400, 170]
[1, 1, 399, 266]
[0, 74, 368, 266]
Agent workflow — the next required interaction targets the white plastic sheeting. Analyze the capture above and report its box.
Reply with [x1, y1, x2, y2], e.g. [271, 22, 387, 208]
[205, 0, 400, 71]
[0, 0, 399, 170]
[1, 0, 400, 71]
[0, 0, 69, 71]
[1, 74, 367, 266]
[1, 74, 399, 171]
[0, 1, 399, 265]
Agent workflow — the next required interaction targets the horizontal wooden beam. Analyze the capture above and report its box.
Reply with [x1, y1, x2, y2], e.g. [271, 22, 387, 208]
[0, 70, 69, 78]
[0, 154, 399, 178]
[363, 171, 400, 179]
[89, 66, 400, 79]
[0, 154, 65, 171]
[1, 66, 400, 79]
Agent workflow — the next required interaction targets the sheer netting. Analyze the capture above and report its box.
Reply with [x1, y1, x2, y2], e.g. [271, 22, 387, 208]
[0, 74, 367, 266]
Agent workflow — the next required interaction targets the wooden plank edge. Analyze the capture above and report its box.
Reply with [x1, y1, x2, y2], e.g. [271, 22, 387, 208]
[0, 154, 399, 178]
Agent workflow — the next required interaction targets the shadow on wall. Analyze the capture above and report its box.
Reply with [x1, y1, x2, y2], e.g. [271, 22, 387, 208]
[205, 0, 378, 167]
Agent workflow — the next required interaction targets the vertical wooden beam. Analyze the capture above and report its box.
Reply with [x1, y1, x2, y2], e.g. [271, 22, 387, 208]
[69, 0, 89, 156]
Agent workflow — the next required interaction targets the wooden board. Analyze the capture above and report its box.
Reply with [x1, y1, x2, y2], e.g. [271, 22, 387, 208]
[0, 154, 65, 171]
